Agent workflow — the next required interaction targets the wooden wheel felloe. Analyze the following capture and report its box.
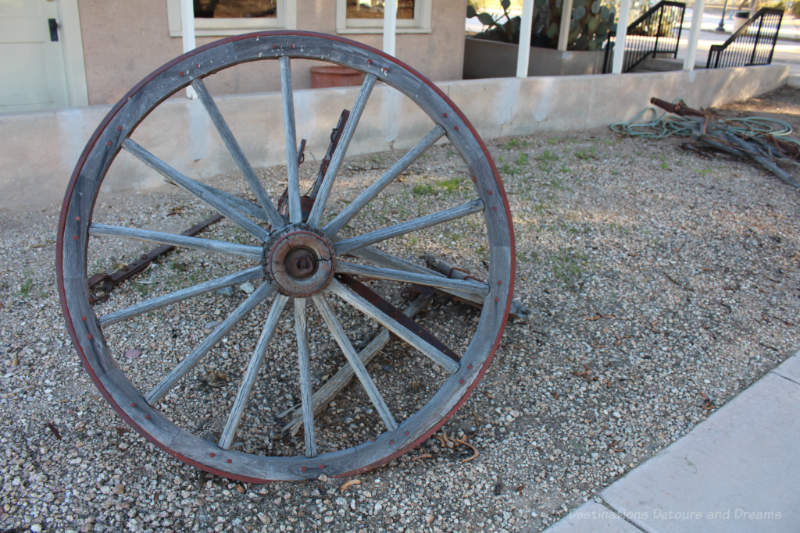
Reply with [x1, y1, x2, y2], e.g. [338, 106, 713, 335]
[57, 31, 515, 481]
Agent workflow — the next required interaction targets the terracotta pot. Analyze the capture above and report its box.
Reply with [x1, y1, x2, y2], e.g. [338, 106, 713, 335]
[310, 66, 365, 88]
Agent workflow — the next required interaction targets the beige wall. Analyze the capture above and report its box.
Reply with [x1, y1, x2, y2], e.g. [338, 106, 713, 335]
[78, 0, 466, 105]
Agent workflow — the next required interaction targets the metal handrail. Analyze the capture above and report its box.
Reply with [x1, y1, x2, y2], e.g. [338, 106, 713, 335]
[603, 1, 686, 73]
[706, 8, 783, 68]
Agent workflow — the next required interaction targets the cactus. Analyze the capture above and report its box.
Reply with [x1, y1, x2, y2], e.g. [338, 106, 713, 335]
[468, 0, 617, 50]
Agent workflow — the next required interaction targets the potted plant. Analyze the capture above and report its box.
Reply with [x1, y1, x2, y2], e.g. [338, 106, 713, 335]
[464, 0, 617, 78]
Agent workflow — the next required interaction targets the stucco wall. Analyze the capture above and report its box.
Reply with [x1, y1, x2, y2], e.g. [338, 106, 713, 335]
[77, 0, 465, 105]
[0, 65, 788, 211]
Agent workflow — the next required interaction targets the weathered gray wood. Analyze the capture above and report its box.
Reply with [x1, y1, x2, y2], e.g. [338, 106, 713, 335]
[306, 74, 376, 227]
[89, 223, 262, 258]
[59, 32, 515, 480]
[327, 279, 460, 373]
[335, 199, 484, 255]
[123, 139, 269, 241]
[312, 293, 398, 431]
[146, 282, 274, 404]
[281, 292, 431, 435]
[192, 78, 284, 228]
[353, 246, 483, 305]
[219, 293, 288, 449]
[336, 260, 488, 297]
[100, 266, 264, 326]
[324, 125, 445, 236]
[293, 298, 317, 456]
[280, 56, 302, 224]
[425, 253, 532, 321]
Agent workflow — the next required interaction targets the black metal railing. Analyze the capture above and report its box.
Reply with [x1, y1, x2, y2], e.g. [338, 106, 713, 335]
[603, 1, 686, 73]
[707, 8, 783, 68]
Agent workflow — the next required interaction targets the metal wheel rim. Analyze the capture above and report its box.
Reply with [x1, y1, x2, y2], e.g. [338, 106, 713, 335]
[57, 31, 515, 481]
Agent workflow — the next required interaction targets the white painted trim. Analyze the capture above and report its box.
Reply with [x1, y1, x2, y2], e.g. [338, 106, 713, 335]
[684, 0, 704, 71]
[58, 0, 88, 107]
[612, 0, 632, 74]
[557, 0, 574, 51]
[180, 0, 197, 99]
[336, 0, 431, 34]
[383, 0, 397, 55]
[167, 0, 296, 37]
[516, 0, 534, 78]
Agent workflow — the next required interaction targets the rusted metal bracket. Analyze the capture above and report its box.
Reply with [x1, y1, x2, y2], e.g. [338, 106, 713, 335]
[88, 214, 223, 304]
[424, 254, 531, 321]
[308, 109, 350, 201]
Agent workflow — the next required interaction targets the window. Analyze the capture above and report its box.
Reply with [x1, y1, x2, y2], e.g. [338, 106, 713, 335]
[336, 0, 431, 34]
[167, 0, 296, 37]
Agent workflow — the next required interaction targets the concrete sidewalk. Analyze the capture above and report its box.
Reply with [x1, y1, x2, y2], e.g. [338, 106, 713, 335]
[544, 351, 800, 533]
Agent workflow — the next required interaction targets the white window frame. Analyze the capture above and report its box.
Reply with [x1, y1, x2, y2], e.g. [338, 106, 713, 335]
[167, 0, 296, 37]
[336, 0, 432, 34]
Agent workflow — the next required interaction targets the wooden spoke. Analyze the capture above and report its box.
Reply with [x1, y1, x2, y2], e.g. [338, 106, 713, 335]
[328, 279, 459, 373]
[334, 199, 484, 255]
[192, 78, 284, 228]
[324, 125, 445, 236]
[89, 223, 262, 258]
[146, 282, 274, 404]
[123, 139, 270, 241]
[100, 266, 264, 326]
[294, 298, 317, 456]
[312, 293, 398, 431]
[306, 74, 377, 227]
[335, 261, 488, 297]
[280, 56, 302, 224]
[218, 293, 289, 450]
[280, 292, 431, 436]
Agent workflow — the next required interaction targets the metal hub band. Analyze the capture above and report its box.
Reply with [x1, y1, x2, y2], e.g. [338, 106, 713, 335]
[263, 225, 335, 297]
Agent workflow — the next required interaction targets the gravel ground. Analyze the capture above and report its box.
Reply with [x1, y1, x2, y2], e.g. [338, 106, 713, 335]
[2, 86, 799, 532]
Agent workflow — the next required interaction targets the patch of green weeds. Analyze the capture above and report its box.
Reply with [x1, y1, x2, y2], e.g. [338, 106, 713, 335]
[515, 153, 529, 167]
[131, 281, 151, 298]
[18, 278, 33, 298]
[412, 184, 436, 196]
[551, 248, 589, 288]
[535, 150, 559, 164]
[698, 168, 712, 176]
[437, 177, 465, 193]
[575, 146, 598, 160]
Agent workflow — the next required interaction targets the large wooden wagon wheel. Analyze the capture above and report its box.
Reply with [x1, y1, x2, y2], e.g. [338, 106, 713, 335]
[57, 31, 515, 481]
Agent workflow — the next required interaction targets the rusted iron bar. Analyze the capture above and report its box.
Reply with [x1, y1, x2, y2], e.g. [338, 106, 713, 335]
[648, 97, 800, 189]
[424, 254, 531, 321]
[308, 109, 350, 201]
[337, 273, 461, 363]
[88, 214, 223, 303]
[650, 97, 707, 118]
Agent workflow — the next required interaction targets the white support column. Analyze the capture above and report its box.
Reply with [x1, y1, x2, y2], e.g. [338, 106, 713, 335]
[516, 0, 535, 78]
[180, 0, 197, 98]
[557, 0, 574, 51]
[683, 0, 705, 71]
[612, 0, 632, 73]
[383, 0, 398, 56]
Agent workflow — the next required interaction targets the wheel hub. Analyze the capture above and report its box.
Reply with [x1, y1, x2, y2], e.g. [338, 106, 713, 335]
[264, 225, 335, 297]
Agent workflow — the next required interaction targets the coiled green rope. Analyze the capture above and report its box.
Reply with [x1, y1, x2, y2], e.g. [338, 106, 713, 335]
[610, 107, 796, 141]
